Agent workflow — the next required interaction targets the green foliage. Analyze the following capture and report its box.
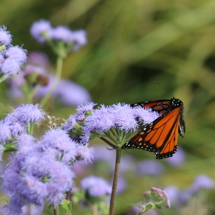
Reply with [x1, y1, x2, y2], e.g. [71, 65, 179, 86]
[1, 0, 215, 214]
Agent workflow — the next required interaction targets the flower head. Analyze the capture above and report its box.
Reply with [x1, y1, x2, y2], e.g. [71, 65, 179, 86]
[136, 159, 165, 176]
[50, 26, 73, 42]
[1, 58, 21, 76]
[30, 20, 52, 43]
[12, 104, 45, 124]
[0, 25, 12, 46]
[5, 46, 27, 63]
[71, 30, 87, 50]
[81, 176, 111, 197]
[0, 120, 11, 143]
[76, 144, 94, 163]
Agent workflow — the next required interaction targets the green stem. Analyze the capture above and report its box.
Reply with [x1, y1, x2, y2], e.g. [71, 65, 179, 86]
[53, 206, 59, 215]
[99, 137, 118, 149]
[0, 75, 8, 83]
[27, 123, 34, 135]
[109, 148, 122, 215]
[40, 56, 63, 107]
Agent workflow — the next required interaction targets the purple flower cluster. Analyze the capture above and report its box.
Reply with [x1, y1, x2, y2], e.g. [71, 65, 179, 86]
[165, 174, 214, 205]
[30, 20, 87, 51]
[81, 175, 111, 198]
[0, 26, 27, 77]
[63, 102, 160, 144]
[8, 52, 91, 106]
[0, 104, 44, 146]
[1, 127, 94, 214]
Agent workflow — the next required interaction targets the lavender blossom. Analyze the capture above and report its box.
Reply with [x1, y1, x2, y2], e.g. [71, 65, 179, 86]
[39, 128, 77, 164]
[11, 104, 45, 124]
[5, 46, 27, 63]
[81, 176, 111, 198]
[164, 186, 179, 203]
[165, 147, 185, 167]
[112, 103, 138, 131]
[71, 30, 87, 50]
[179, 174, 214, 204]
[0, 120, 11, 143]
[0, 25, 12, 46]
[76, 102, 97, 113]
[76, 144, 94, 163]
[30, 20, 52, 43]
[136, 159, 165, 176]
[54, 79, 91, 106]
[50, 26, 73, 42]
[192, 174, 214, 190]
[1, 58, 21, 76]
[2, 129, 76, 213]
[133, 106, 160, 124]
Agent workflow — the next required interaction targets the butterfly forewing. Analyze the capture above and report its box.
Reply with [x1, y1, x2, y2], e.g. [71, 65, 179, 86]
[122, 98, 185, 159]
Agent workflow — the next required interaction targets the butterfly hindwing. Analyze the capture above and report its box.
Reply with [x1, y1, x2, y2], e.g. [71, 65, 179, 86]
[122, 98, 185, 159]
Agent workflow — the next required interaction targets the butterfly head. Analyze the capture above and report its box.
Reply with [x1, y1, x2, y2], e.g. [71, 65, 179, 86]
[171, 98, 183, 108]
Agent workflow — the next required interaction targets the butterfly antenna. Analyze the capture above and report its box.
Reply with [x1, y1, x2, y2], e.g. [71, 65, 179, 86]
[152, 81, 174, 98]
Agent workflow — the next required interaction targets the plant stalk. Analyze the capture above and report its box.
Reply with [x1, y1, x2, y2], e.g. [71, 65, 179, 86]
[40, 56, 63, 107]
[109, 148, 122, 215]
[53, 206, 59, 215]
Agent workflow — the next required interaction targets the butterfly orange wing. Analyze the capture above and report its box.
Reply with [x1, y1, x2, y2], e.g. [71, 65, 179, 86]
[122, 99, 184, 159]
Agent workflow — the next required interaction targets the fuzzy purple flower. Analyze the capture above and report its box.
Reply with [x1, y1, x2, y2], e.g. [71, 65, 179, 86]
[112, 103, 138, 131]
[76, 102, 97, 113]
[12, 104, 45, 124]
[0, 25, 12, 46]
[39, 128, 77, 164]
[81, 176, 111, 198]
[179, 174, 214, 204]
[136, 159, 165, 176]
[54, 79, 91, 106]
[164, 186, 179, 203]
[76, 144, 94, 163]
[2, 129, 76, 213]
[71, 30, 87, 50]
[84, 105, 115, 135]
[0, 120, 11, 143]
[30, 20, 52, 43]
[192, 174, 214, 190]
[27, 52, 50, 67]
[50, 26, 73, 42]
[62, 115, 78, 132]
[1, 58, 21, 76]
[5, 46, 27, 63]
[133, 106, 160, 124]
[166, 147, 186, 167]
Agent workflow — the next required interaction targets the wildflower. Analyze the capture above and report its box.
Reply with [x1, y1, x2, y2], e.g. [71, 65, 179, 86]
[81, 176, 111, 198]
[112, 103, 138, 131]
[1, 58, 21, 76]
[136, 159, 165, 176]
[5, 46, 27, 63]
[76, 144, 94, 163]
[76, 102, 97, 113]
[54, 79, 91, 106]
[50, 26, 73, 42]
[71, 30, 87, 50]
[133, 106, 160, 124]
[0, 25, 12, 46]
[0, 120, 11, 143]
[12, 104, 45, 124]
[166, 147, 186, 167]
[30, 20, 52, 43]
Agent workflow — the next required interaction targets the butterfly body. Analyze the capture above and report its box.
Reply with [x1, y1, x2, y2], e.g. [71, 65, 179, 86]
[122, 98, 185, 159]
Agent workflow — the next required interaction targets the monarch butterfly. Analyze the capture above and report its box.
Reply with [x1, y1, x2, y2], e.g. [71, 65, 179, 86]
[121, 98, 185, 159]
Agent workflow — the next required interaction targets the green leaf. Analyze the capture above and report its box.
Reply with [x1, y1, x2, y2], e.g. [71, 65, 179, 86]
[60, 199, 72, 214]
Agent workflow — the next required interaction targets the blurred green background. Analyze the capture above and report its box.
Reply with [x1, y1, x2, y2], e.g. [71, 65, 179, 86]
[1, 0, 215, 214]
